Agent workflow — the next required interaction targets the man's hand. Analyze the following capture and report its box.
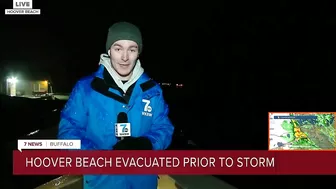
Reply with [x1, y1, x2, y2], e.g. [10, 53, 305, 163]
[113, 137, 153, 150]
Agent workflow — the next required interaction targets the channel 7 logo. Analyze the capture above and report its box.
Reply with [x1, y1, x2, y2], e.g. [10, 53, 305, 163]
[115, 123, 131, 137]
[120, 124, 128, 133]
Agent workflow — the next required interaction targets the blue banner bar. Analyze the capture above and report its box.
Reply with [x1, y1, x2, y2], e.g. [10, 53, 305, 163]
[274, 116, 317, 119]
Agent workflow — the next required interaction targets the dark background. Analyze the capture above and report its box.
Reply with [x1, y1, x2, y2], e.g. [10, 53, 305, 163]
[1, 0, 336, 188]
[1, 1, 335, 91]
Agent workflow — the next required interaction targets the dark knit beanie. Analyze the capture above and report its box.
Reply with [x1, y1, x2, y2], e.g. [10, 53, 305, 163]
[105, 22, 143, 54]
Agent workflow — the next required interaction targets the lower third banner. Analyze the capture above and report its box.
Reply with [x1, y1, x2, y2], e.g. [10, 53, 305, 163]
[12, 150, 336, 175]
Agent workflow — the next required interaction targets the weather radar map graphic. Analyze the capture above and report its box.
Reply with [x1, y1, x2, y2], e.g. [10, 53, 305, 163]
[269, 112, 336, 150]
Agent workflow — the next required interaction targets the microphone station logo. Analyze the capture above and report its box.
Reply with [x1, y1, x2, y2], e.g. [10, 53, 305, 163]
[5, 0, 41, 15]
[115, 123, 131, 137]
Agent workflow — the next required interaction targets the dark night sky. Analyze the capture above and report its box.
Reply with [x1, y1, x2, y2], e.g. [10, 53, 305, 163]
[1, 1, 336, 94]
[0, 1, 211, 92]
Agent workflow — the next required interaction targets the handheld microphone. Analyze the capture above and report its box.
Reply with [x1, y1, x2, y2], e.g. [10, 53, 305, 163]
[115, 112, 131, 140]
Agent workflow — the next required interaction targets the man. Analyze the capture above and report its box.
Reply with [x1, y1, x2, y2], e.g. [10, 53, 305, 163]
[58, 21, 174, 189]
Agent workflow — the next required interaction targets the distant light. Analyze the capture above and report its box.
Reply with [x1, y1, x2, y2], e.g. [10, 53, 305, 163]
[176, 83, 183, 88]
[161, 83, 171, 86]
[27, 129, 40, 136]
[7, 77, 18, 84]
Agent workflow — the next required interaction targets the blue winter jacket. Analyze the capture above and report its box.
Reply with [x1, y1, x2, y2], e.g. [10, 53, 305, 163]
[58, 64, 174, 189]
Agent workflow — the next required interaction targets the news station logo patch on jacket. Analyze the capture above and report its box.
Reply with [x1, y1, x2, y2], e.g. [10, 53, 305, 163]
[142, 99, 152, 117]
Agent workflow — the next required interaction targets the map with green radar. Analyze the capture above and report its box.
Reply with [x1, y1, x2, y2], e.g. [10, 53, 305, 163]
[269, 112, 336, 150]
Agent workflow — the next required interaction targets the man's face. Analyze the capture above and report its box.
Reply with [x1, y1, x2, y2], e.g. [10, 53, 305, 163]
[109, 40, 139, 80]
